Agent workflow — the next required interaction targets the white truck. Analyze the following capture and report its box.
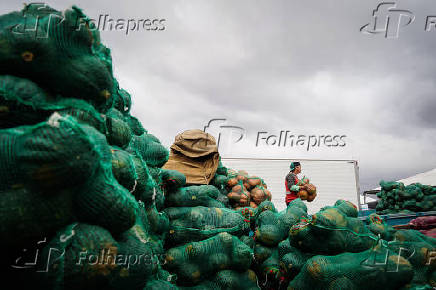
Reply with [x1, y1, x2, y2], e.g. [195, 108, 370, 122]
[221, 158, 361, 214]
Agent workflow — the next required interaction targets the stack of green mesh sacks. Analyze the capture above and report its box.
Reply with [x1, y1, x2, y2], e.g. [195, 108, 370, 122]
[376, 181, 436, 214]
[285, 201, 436, 289]
[160, 169, 257, 288]
[237, 196, 436, 289]
[0, 4, 173, 289]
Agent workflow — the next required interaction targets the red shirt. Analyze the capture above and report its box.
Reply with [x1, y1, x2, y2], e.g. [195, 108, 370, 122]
[285, 172, 299, 204]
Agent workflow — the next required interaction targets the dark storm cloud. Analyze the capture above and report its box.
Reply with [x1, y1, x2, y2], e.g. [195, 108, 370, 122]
[1, 0, 435, 190]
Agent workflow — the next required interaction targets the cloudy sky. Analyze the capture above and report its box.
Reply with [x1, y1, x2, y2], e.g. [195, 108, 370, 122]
[2, 0, 436, 190]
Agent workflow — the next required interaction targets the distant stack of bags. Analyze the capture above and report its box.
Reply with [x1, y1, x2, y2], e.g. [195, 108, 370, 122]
[376, 181, 436, 214]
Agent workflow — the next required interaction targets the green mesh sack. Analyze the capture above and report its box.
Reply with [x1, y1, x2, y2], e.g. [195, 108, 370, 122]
[39, 222, 161, 290]
[41, 205, 168, 290]
[427, 270, 436, 288]
[164, 206, 249, 246]
[404, 184, 424, 198]
[145, 280, 178, 290]
[74, 169, 138, 235]
[376, 190, 386, 199]
[290, 204, 375, 255]
[133, 166, 158, 205]
[366, 213, 396, 241]
[111, 80, 132, 114]
[207, 174, 230, 207]
[278, 239, 312, 280]
[155, 185, 166, 212]
[0, 75, 108, 132]
[216, 192, 230, 208]
[209, 270, 259, 290]
[286, 198, 308, 212]
[0, 187, 74, 249]
[210, 174, 230, 202]
[240, 235, 256, 248]
[38, 115, 139, 235]
[255, 210, 283, 247]
[288, 244, 414, 290]
[376, 199, 387, 211]
[111, 147, 138, 192]
[386, 232, 436, 288]
[180, 270, 259, 290]
[135, 202, 166, 255]
[38, 223, 121, 289]
[143, 202, 169, 239]
[422, 194, 436, 204]
[164, 232, 253, 286]
[106, 108, 132, 148]
[165, 185, 225, 208]
[235, 207, 256, 225]
[334, 199, 358, 217]
[403, 285, 434, 290]
[160, 169, 187, 192]
[380, 180, 405, 191]
[0, 114, 105, 193]
[397, 190, 420, 203]
[210, 174, 228, 190]
[253, 243, 274, 265]
[216, 159, 228, 176]
[255, 248, 287, 289]
[378, 234, 436, 288]
[126, 154, 158, 204]
[148, 166, 163, 185]
[255, 201, 278, 217]
[127, 133, 169, 168]
[125, 115, 146, 136]
[254, 200, 307, 247]
[147, 166, 166, 210]
[416, 198, 435, 212]
[56, 99, 107, 134]
[393, 229, 436, 246]
[144, 267, 178, 289]
[420, 184, 435, 196]
[0, 74, 53, 128]
[404, 199, 419, 211]
[112, 213, 167, 290]
[0, 5, 114, 110]
[276, 199, 308, 236]
[386, 188, 398, 199]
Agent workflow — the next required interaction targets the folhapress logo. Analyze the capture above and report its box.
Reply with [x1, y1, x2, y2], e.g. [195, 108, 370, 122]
[203, 119, 245, 149]
[360, 2, 414, 38]
[11, 2, 166, 38]
[203, 119, 348, 152]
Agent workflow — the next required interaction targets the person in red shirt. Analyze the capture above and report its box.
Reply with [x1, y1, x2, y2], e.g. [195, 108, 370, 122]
[285, 162, 309, 206]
